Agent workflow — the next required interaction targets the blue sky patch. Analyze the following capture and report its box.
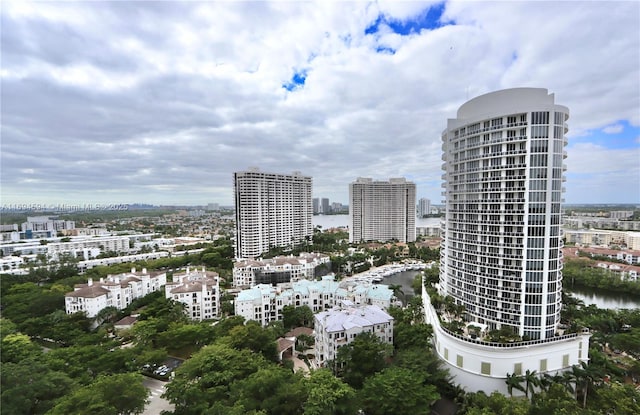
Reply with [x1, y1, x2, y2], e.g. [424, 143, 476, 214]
[568, 120, 639, 150]
[376, 45, 396, 55]
[365, 2, 449, 36]
[282, 69, 307, 91]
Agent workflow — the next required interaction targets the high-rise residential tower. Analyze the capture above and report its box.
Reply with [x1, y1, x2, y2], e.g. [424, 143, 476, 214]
[234, 169, 313, 259]
[349, 177, 416, 243]
[418, 198, 431, 217]
[424, 88, 590, 394]
[321, 198, 331, 214]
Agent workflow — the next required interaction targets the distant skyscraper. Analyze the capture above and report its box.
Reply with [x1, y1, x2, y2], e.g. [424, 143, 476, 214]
[349, 177, 416, 243]
[321, 198, 330, 214]
[426, 88, 590, 394]
[313, 198, 320, 215]
[418, 198, 431, 217]
[234, 169, 313, 259]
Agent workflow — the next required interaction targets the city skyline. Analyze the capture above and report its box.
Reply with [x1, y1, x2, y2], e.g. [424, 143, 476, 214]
[2, 1, 639, 207]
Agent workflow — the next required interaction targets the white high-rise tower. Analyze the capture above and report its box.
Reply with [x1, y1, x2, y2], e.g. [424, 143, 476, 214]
[424, 88, 590, 394]
[234, 169, 312, 259]
[349, 177, 416, 243]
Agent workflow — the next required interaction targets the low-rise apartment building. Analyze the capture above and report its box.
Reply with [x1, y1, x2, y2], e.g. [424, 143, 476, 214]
[314, 302, 394, 366]
[165, 267, 221, 321]
[234, 275, 395, 326]
[65, 267, 166, 317]
[233, 252, 331, 287]
[572, 247, 640, 265]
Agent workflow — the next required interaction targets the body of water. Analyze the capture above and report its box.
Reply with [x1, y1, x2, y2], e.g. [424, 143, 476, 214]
[565, 286, 640, 310]
[382, 270, 423, 304]
[312, 215, 441, 229]
[381, 270, 640, 311]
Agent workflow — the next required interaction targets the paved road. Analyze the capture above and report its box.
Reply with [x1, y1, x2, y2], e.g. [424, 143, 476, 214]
[142, 377, 174, 415]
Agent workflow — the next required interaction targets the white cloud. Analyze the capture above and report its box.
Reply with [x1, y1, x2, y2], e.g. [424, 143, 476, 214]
[1, 0, 638, 206]
[602, 124, 624, 134]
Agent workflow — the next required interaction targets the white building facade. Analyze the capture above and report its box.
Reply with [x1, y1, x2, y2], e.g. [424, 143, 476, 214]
[436, 88, 590, 393]
[418, 198, 432, 217]
[349, 177, 416, 243]
[314, 303, 394, 366]
[232, 252, 331, 287]
[165, 267, 221, 321]
[65, 268, 166, 317]
[234, 275, 395, 326]
[234, 169, 313, 259]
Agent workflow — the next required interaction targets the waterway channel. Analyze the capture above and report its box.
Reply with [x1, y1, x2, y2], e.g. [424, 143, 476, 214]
[380, 270, 640, 310]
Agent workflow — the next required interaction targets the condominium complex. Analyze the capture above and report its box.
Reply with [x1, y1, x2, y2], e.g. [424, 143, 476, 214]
[314, 302, 394, 367]
[232, 252, 331, 287]
[65, 268, 166, 318]
[165, 267, 221, 321]
[234, 275, 395, 326]
[426, 88, 590, 394]
[234, 169, 313, 259]
[349, 177, 416, 243]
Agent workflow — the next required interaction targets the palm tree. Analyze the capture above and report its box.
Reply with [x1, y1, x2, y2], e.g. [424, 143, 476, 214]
[573, 361, 603, 408]
[540, 373, 562, 393]
[505, 372, 526, 397]
[524, 369, 540, 399]
[389, 284, 406, 306]
[561, 370, 577, 397]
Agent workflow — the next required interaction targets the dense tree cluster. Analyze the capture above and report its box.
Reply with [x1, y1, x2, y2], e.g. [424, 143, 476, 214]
[563, 258, 640, 296]
[2, 225, 639, 414]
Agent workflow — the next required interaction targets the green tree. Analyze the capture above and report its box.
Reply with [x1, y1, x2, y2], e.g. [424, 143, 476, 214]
[530, 383, 590, 415]
[335, 332, 392, 389]
[523, 369, 541, 399]
[282, 305, 315, 330]
[592, 382, 640, 415]
[572, 361, 604, 408]
[393, 348, 452, 394]
[230, 366, 307, 414]
[505, 372, 525, 397]
[1, 357, 75, 415]
[303, 369, 357, 415]
[163, 343, 268, 414]
[464, 391, 530, 415]
[223, 320, 278, 361]
[48, 373, 148, 415]
[359, 367, 439, 415]
[1, 332, 41, 363]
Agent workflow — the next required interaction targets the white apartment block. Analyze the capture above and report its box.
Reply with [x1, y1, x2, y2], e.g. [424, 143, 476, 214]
[0, 235, 130, 258]
[232, 252, 331, 287]
[595, 262, 640, 282]
[0, 255, 24, 272]
[573, 247, 640, 265]
[418, 198, 431, 217]
[314, 302, 394, 367]
[564, 229, 640, 250]
[77, 252, 170, 272]
[22, 216, 75, 233]
[234, 275, 395, 326]
[65, 267, 166, 317]
[349, 177, 416, 243]
[165, 267, 221, 321]
[234, 169, 313, 259]
[564, 216, 640, 232]
[47, 236, 130, 260]
[434, 88, 590, 394]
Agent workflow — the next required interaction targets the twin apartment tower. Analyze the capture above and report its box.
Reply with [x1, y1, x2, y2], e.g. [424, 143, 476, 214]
[233, 169, 416, 259]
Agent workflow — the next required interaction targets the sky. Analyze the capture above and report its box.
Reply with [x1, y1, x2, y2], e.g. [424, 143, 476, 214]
[1, 0, 639, 208]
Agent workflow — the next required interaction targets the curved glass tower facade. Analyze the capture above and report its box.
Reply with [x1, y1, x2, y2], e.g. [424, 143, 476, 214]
[440, 88, 568, 340]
